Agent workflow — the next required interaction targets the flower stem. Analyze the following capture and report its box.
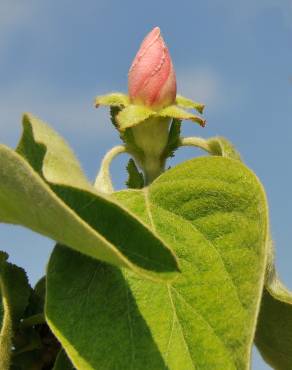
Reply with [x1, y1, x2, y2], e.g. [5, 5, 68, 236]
[179, 136, 211, 153]
[94, 145, 127, 193]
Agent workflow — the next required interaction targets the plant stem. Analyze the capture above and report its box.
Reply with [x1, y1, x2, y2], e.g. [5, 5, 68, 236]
[179, 136, 211, 153]
[94, 145, 126, 193]
[20, 313, 46, 329]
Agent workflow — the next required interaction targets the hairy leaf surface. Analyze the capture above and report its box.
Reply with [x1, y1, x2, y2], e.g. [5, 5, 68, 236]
[0, 115, 178, 279]
[255, 269, 292, 369]
[46, 156, 268, 370]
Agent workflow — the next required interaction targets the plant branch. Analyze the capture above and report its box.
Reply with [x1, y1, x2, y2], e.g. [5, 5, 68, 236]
[179, 136, 211, 153]
[94, 145, 127, 193]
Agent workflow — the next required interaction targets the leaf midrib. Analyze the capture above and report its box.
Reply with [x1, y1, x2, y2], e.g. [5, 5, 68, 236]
[142, 188, 240, 368]
[152, 202, 245, 311]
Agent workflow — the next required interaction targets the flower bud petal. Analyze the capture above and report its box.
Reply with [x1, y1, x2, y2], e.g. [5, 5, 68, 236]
[128, 27, 177, 110]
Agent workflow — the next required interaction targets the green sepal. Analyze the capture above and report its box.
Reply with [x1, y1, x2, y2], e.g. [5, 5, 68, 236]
[114, 103, 205, 131]
[116, 104, 155, 130]
[176, 95, 205, 114]
[0, 252, 31, 370]
[160, 105, 206, 127]
[0, 113, 180, 279]
[126, 159, 144, 189]
[95, 93, 130, 108]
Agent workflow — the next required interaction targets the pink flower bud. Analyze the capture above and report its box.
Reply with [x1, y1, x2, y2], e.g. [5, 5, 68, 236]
[128, 27, 177, 110]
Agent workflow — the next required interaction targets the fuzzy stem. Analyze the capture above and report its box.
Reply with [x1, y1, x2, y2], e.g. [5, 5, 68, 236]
[94, 145, 127, 193]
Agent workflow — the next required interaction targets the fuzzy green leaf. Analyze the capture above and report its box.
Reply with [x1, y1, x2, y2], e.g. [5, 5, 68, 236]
[0, 114, 179, 279]
[0, 252, 30, 370]
[0, 145, 178, 279]
[160, 105, 206, 127]
[176, 95, 205, 114]
[17, 113, 90, 189]
[207, 137, 241, 160]
[126, 159, 144, 189]
[95, 93, 130, 108]
[116, 105, 155, 130]
[162, 119, 182, 159]
[46, 156, 268, 370]
[255, 270, 292, 370]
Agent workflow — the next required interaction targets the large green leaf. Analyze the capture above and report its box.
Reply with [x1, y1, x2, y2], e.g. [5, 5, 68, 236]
[0, 252, 30, 370]
[46, 156, 269, 369]
[207, 137, 241, 161]
[0, 114, 178, 279]
[255, 267, 292, 369]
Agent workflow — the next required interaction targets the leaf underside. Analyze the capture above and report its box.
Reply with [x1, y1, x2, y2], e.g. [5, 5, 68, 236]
[255, 271, 292, 370]
[0, 114, 179, 279]
[46, 156, 268, 370]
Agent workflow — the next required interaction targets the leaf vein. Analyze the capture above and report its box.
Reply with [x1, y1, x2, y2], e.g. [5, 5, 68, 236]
[152, 203, 246, 311]
[167, 285, 196, 370]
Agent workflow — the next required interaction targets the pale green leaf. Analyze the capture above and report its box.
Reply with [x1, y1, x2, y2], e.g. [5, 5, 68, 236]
[0, 252, 30, 370]
[116, 105, 155, 130]
[17, 113, 90, 189]
[159, 105, 206, 127]
[95, 93, 130, 108]
[255, 268, 292, 370]
[126, 159, 144, 189]
[176, 95, 205, 114]
[46, 156, 268, 370]
[207, 137, 241, 160]
[0, 144, 178, 279]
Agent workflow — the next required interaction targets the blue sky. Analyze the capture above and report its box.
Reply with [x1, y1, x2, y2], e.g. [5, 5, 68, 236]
[0, 1, 291, 368]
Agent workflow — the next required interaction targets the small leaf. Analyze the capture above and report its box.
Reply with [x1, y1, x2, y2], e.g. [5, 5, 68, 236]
[95, 93, 130, 108]
[126, 159, 144, 189]
[159, 105, 206, 127]
[0, 252, 30, 370]
[207, 137, 241, 160]
[46, 156, 269, 369]
[176, 95, 205, 114]
[255, 269, 292, 370]
[116, 105, 155, 130]
[162, 119, 181, 159]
